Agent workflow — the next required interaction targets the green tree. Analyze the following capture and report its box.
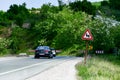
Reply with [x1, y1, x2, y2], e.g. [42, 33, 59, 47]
[30, 4, 61, 46]
[0, 11, 6, 26]
[52, 8, 91, 49]
[109, 0, 120, 10]
[81, 0, 96, 15]
[0, 38, 12, 54]
[0, 11, 11, 26]
[110, 25, 120, 49]
[58, 0, 65, 11]
[32, 12, 59, 46]
[69, 0, 96, 15]
[90, 16, 115, 53]
[9, 27, 30, 53]
[99, 0, 120, 21]
[101, 1, 109, 6]
[6, 3, 29, 26]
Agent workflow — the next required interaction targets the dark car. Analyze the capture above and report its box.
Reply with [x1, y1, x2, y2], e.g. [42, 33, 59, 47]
[34, 46, 53, 59]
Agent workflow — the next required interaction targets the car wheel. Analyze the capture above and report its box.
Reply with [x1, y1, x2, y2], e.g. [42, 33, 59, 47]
[34, 55, 39, 59]
[53, 55, 56, 57]
[48, 54, 53, 59]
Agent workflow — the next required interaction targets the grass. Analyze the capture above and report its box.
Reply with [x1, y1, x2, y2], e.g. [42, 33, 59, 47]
[76, 54, 120, 80]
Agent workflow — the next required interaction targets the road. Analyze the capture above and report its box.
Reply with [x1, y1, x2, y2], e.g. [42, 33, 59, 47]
[0, 56, 82, 80]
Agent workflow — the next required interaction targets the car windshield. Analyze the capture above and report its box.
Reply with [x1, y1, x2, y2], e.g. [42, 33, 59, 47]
[36, 46, 50, 50]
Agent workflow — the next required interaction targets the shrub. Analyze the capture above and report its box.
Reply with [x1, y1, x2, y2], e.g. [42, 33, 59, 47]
[0, 38, 12, 55]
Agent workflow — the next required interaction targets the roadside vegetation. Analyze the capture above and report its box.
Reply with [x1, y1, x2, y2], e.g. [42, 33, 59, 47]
[76, 54, 120, 80]
[0, 0, 120, 79]
[0, 0, 120, 57]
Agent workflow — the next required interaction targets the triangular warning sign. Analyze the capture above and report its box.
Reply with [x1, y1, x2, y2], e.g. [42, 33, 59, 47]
[82, 29, 93, 40]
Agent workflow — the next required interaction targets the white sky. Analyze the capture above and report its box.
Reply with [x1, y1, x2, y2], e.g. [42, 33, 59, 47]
[0, 0, 103, 11]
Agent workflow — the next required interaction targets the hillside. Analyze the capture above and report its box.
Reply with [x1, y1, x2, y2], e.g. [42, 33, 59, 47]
[0, 0, 120, 56]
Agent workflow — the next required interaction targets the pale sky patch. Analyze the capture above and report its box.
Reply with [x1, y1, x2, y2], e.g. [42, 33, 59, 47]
[0, 0, 103, 11]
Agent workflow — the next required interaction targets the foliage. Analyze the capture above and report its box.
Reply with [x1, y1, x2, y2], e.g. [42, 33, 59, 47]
[92, 2, 101, 9]
[58, 0, 65, 11]
[109, 0, 120, 10]
[52, 8, 92, 49]
[76, 55, 120, 80]
[110, 25, 120, 48]
[0, 11, 11, 26]
[0, 38, 12, 49]
[69, 0, 96, 15]
[38, 39, 47, 46]
[100, 0, 120, 10]
[90, 16, 115, 52]
[57, 44, 82, 56]
[101, 1, 109, 6]
[6, 3, 30, 26]
[0, 1, 120, 55]
[40, 3, 59, 14]
[32, 12, 58, 46]
[0, 38, 12, 54]
[100, 0, 120, 21]
[9, 27, 30, 53]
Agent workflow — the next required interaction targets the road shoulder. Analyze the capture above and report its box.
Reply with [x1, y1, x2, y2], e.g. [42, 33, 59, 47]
[26, 58, 83, 80]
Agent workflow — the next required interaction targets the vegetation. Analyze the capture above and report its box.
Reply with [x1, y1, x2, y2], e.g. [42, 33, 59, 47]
[0, 0, 120, 79]
[69, 0, 96, 15]
[6, 3, 30, 26]
[76, 54, 120, 80]
[0, 0, 120, 56]
[100, 0, 120, 21]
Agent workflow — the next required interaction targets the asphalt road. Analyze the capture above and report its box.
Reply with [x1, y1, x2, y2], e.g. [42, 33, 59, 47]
[0, 56, 81, 80]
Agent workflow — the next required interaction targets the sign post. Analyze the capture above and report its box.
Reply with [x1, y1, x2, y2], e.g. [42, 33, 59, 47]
[82, 29, 93, 64]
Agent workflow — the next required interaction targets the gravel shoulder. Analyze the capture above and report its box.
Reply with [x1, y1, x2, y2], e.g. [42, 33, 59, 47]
[26, 58, 83, 80]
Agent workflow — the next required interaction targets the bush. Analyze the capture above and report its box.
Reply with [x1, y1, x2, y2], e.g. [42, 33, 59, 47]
[0, 38, 12, 55]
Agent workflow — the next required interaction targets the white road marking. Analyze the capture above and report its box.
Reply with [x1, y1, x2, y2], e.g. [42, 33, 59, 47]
[0, 56, 78, 77]
[0, 60, 55, 76]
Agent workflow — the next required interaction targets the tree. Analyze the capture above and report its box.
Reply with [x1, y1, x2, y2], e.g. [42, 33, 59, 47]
[110, 25, 120, 49]
[109, 0, 120, 10]
[6, 3, 29, 26]
[32, 12, 59, 46]
[52, 8, 91, 49]
[0, 11, 10, 26]
[69, 1, 82, 12]
[40, 3, 59, 14]
[0, 38, 12, 54]
[9, 27, 30, 53]
[69, 0, 96, 15]
[99, 0, 120, 21]
[101, 1, 109, 6]
[58, 0, 65, 11]
[90, 16, 115, 53]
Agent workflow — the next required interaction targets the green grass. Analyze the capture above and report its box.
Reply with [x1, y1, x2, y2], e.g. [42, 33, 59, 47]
[76, 54, 120, 80]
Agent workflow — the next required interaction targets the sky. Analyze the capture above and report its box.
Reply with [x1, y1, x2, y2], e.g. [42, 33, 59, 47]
[0, 0, 103, 11]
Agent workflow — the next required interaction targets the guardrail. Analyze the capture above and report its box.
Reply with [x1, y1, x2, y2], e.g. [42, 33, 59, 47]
[95, 50, 104, 54]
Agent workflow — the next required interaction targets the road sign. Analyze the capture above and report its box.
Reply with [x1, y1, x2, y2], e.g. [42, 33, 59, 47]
[89, 45, 93, 50]
[82, 29, 93, 40]
[81, 29, 93, 64]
